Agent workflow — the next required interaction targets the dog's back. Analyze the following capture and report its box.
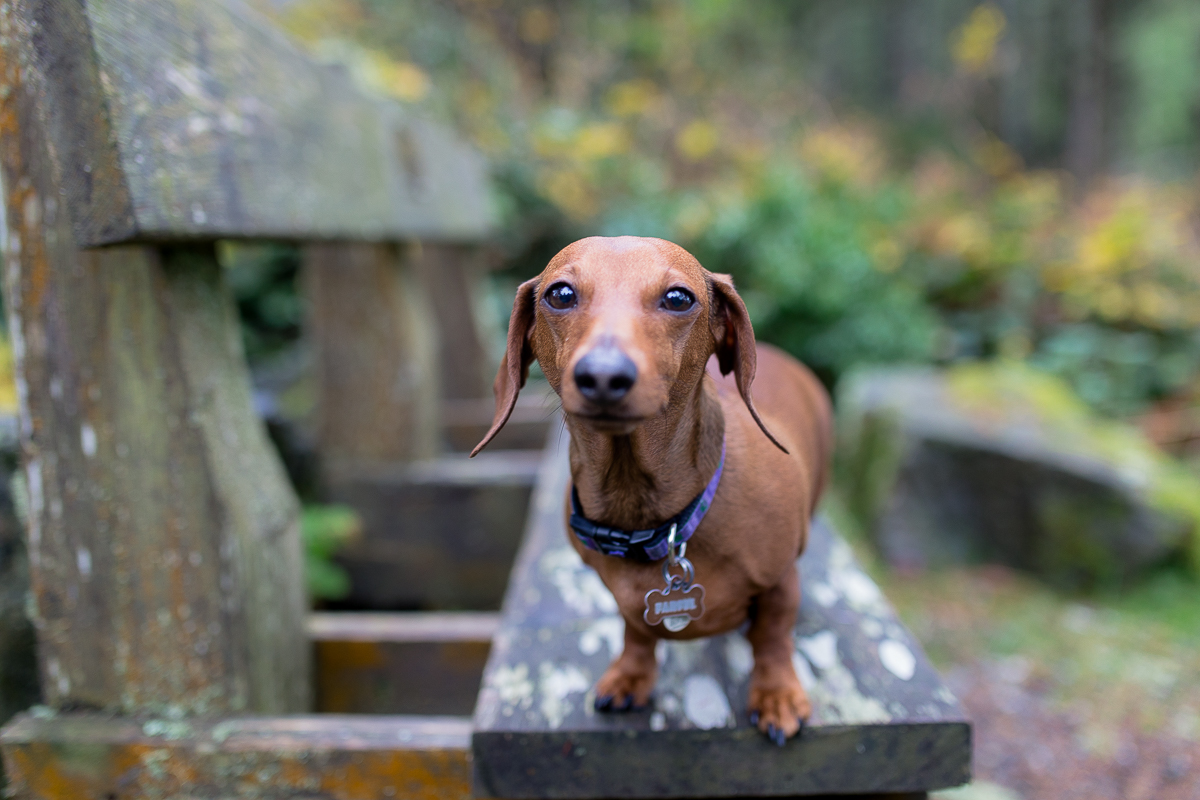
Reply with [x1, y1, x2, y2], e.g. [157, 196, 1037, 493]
[708, 342, 833, 519]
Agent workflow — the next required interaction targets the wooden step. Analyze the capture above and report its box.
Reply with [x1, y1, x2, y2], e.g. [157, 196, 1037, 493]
[472, 432, 971, 798]
[310, 612, 498, 716]
[324, 450, 544, 610]
[441, 388, 558, 453]
[1, 712, 474, 799]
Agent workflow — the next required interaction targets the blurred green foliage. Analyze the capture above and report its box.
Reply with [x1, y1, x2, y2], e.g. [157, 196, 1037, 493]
[219, 242, 305, 365]
[257, 0, 1200, 431]
[300, 504, 362, 601]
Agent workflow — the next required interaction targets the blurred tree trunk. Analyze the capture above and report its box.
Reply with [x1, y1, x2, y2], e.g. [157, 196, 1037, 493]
[1065, 0, 1112, 185]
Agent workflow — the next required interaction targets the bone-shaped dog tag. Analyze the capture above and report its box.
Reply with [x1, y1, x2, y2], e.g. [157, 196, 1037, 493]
[644, 559, 705, 632]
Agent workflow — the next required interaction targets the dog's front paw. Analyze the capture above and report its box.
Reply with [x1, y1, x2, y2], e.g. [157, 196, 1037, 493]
[748, 676, 811, 746]
[593, 660, 656, 712]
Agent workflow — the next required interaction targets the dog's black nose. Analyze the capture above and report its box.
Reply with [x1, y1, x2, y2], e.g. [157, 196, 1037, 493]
[574, 346, 637, 405]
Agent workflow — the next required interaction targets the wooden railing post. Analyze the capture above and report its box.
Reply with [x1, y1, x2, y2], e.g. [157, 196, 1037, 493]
[411, 243, 494, 403]
[0, 10, 310, 713]
[304, 242, 440, 473]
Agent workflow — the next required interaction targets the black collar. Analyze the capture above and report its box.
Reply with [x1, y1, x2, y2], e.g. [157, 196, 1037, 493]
[568, 439, 726, 562]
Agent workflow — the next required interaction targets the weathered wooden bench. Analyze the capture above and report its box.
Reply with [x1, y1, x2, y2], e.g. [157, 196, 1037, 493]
[0, 0, 971, 797]
[473, 433, 971, 799]
[0, 0, 495, 795]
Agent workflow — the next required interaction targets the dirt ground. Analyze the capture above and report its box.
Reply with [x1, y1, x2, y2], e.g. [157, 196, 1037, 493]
[874, 563, 1200, 800]
[948, 658, 1199, 800]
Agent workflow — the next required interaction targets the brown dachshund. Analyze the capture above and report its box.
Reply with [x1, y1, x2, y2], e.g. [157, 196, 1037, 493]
[473, 236, 832, 744]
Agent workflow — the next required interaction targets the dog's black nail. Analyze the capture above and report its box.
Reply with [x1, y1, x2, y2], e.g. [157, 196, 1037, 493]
[749, 711, 760, 726]
[772, 726, 786, 747]
[594, 695, 613, 711]
[617, 695, 633, 711]
[767, 723, 777, 741]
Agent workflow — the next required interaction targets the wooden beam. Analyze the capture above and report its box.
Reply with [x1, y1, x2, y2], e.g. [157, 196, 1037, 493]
[472, 432, 972, 798]
[304, 242, 440, 470]
[0, 29, 309, 712]
[441, 384, 558, 453]
[2, 0, 492, 247]
[411, 243, 494, 402]
[307, 612, 501, 643]
[0, 711, 472, 800]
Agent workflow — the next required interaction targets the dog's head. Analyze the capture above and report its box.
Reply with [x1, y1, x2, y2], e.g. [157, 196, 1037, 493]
[471, 236, 785, 455]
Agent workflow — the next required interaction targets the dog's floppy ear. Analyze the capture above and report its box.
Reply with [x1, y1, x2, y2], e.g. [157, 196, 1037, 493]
[709, 273, 788, 454]
[472, 277, 540, 457]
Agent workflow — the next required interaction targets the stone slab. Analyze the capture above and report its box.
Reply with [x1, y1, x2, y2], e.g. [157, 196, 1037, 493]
[837, 366, 1194, 587]
[472, 431, 972, 798]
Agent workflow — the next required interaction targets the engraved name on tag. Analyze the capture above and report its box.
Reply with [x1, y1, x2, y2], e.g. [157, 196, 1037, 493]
[643, 582, 705, 631]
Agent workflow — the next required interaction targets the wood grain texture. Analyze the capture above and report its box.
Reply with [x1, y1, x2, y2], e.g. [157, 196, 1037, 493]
[2, 0, 492, 246]
[0, 711, 472, 800]
[472, 431, 972, 798]
[0, 28, 310, 712]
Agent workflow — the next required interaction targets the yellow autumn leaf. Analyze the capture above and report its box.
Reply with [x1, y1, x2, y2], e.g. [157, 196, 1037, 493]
[606, 79, 660, 117]
[798, 124, 883, 187]
[368, 53, 431, 102]
[676, 120, 719, 161]
[0, 339, 17, 415]
[574, 122, 630, 160]
[952, 4, 1006, 74]
[539, 168, 597, 220]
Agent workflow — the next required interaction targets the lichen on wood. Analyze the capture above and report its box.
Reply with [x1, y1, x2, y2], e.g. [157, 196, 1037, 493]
[1, 712, 472, 800]
[472, 431, 971, 798]
[5, 0, 492, 247]
[0, 9, 309, 713]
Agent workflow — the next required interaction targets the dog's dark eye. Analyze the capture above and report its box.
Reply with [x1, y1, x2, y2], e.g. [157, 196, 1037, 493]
[544, 283, 577, 310]
[661, 288, 696, 312]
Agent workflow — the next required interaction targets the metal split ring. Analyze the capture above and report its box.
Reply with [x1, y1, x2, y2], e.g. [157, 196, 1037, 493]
[666, 523, 687, 566]
[662, 554, 695, 589]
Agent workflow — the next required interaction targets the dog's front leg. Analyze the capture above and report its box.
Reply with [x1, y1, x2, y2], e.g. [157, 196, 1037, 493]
[593, 621, 658, 711]
[746, 565, 811, 745]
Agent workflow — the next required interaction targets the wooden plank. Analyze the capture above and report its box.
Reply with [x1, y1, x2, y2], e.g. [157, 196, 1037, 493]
[326, 452, 543, 611]
[0, 711, 472, 800]
[0, 28, 309, 712]
[315, 639, 490, 717]
[308, 612, 501, 642]
[3, 0, 492, 246]
[310, 612, 496, 717]
[442, 385, 558, 453]
[472, 432, 972, 798]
